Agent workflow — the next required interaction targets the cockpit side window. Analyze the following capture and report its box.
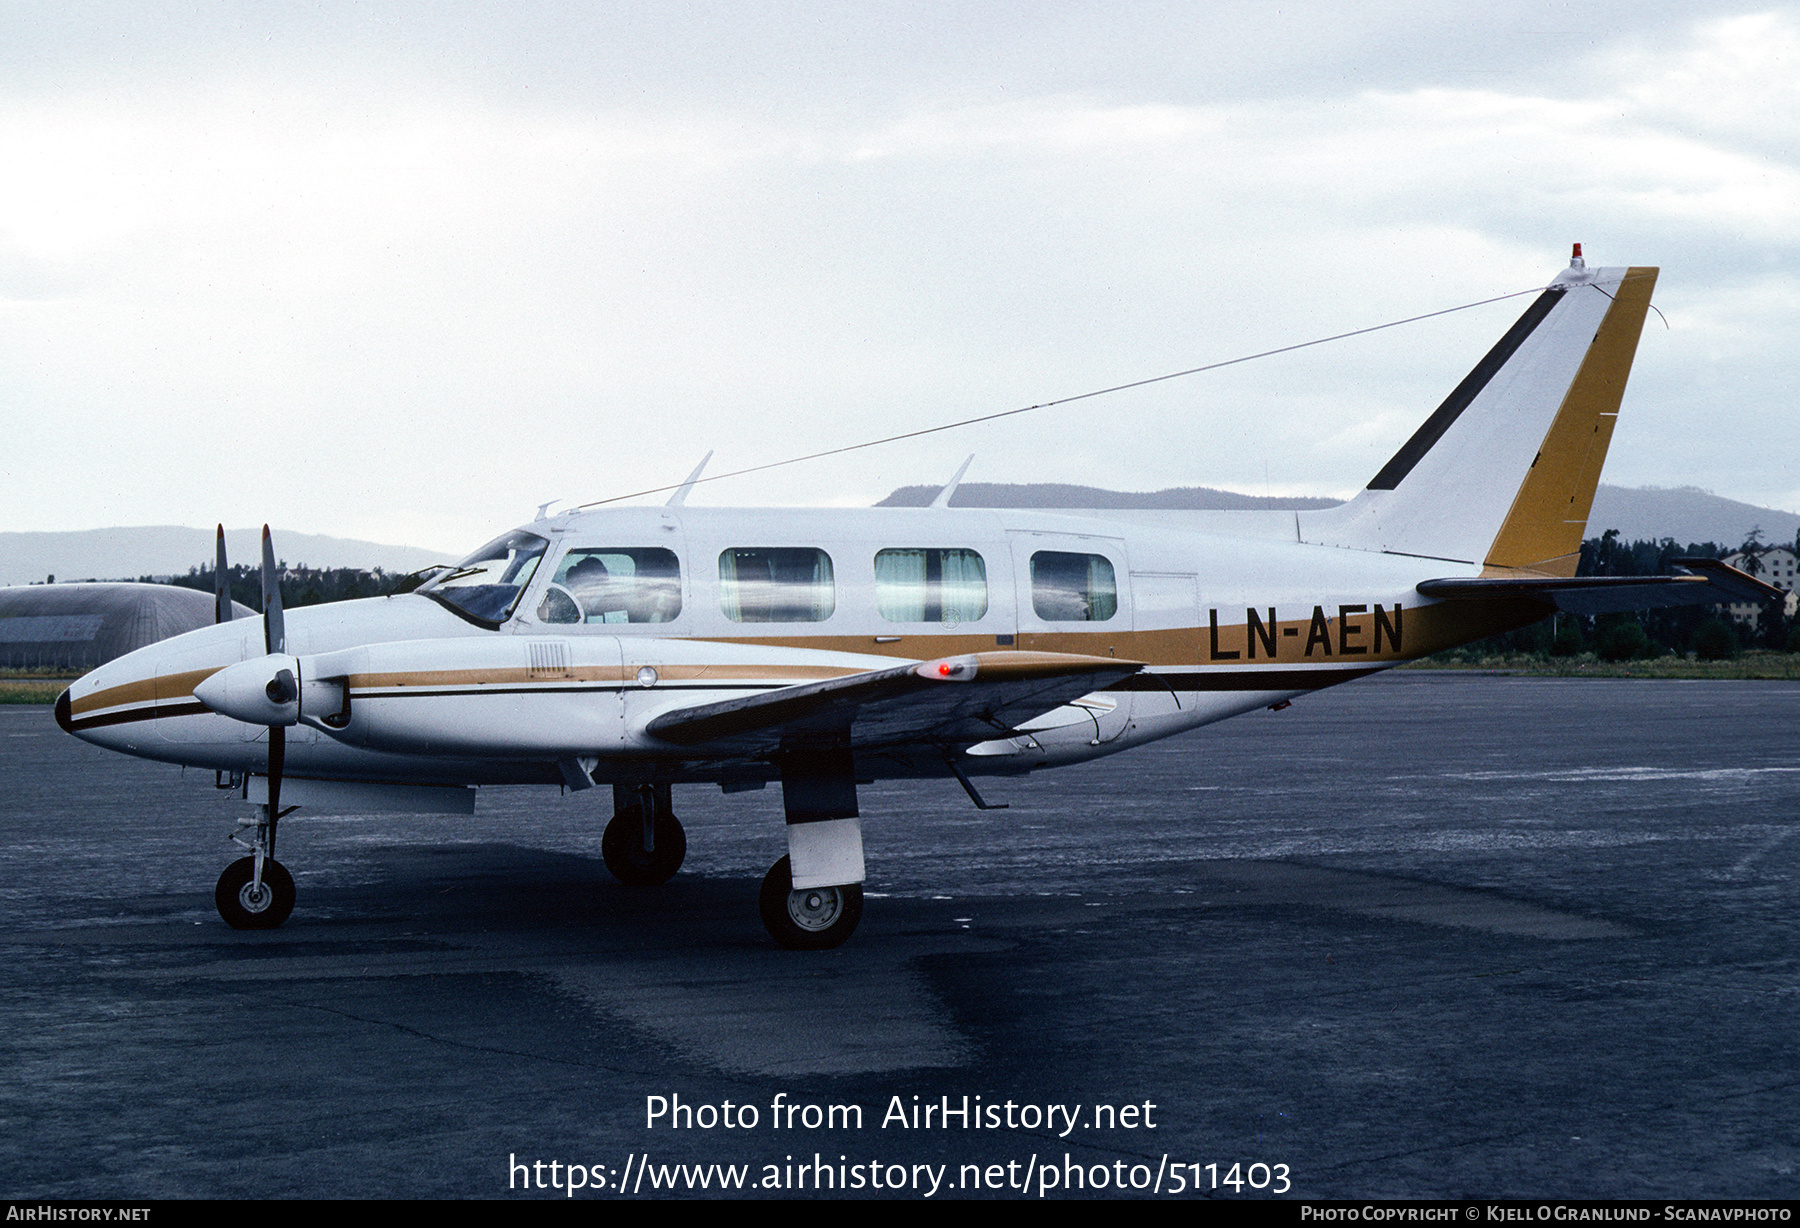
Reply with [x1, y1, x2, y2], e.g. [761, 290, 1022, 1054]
[874, 548, 988, 622]
[718, 548, 835, 622]
[419, 530, 549, 627]
[537, 548, 683, 625]
[1029, 551, 1117, 622]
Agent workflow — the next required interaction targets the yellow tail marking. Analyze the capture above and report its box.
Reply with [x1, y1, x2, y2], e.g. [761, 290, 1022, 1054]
[1484, 267, 1659, 577]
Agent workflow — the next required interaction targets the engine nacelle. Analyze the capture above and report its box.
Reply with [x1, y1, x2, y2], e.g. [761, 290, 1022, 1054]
[272, 634, 910, 760]
[193, 654, 350, 731]
[298, 636, 627, 757]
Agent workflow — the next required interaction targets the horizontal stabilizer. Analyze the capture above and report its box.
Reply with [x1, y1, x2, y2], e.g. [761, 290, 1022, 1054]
[645, 651, 1142, 752]
[1416, 559, 1782, 616]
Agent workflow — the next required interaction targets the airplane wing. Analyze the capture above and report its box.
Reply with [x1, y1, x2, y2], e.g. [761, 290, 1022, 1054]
[1416, 558, 1783, 616]
[644, 650, 1142, 753]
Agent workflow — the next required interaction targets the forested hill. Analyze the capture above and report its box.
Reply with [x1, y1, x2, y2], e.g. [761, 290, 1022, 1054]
[876, 482, 1339, 512]
[877, 482, 1800, 547]
[0, 526, 454, 588]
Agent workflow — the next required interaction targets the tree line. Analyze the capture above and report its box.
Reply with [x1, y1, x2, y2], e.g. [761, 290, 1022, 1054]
[155, 562, 432, 611]
[1443, 530, 1800, 663]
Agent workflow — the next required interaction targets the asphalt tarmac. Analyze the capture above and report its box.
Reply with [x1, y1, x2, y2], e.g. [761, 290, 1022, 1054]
[1, 672, 1796, 1200]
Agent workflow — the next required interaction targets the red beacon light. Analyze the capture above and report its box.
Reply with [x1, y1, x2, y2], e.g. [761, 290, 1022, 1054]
[915, 656, 977, 682]
[1570, 243, 1585, 269]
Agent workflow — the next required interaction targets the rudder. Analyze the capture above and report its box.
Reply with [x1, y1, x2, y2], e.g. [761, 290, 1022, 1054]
[1481, 266, 1658, 576]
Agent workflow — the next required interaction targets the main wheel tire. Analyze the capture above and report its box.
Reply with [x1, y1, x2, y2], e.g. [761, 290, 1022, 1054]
[601, 809, 686, 885]
[215, 856, 295, 930]
[758, 855, 863, 950]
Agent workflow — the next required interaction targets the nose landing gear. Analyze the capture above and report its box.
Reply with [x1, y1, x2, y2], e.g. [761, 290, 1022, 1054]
[216, 796, 295, 929]
[215, 855, 295, 929]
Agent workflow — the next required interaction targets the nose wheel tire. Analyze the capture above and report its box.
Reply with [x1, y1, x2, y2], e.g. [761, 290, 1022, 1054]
[215, 856, 295, 930]
[759, 855, 862, 950]
[601, 810, 687, 885]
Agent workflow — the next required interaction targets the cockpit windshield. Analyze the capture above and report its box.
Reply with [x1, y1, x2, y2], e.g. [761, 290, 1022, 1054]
[418, 529, 548, 627]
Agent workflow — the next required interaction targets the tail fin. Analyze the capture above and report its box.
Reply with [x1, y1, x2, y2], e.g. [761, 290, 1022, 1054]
[1302, 256, 1659, 575]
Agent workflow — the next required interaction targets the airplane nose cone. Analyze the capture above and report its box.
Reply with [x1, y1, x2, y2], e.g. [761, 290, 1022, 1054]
[54, 688, 72, 733]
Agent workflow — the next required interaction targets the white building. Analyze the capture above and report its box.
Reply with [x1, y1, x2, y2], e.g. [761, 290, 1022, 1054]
[1720, 545, 1799, 624]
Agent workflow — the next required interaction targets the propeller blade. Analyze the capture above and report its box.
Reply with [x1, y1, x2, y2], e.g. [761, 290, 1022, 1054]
[268, 724, 284, 819]
[260, 525, 285, 656]
[214, 525, 232, 624]
[261, 526, 288, 841]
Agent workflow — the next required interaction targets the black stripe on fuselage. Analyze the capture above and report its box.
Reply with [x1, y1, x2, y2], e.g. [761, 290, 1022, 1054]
[64, 701, 213, 732]
[1365, 286, 1567, 491]
[362, 674, 1381, 701]
[350, 683, 775, 700]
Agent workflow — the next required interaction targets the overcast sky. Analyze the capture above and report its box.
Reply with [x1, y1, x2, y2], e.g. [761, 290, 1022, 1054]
[2, 2, 1795, 553]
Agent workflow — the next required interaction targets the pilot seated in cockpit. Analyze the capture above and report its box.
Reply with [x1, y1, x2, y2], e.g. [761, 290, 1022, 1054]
[564, 554, 621, 622]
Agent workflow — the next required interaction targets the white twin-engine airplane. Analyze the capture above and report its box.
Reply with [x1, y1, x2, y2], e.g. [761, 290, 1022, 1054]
[56, 250, 1778, 948]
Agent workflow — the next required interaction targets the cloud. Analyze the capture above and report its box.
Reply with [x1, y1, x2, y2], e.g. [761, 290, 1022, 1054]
[1, 5, 1795, 547]
[1609, 11, 1800, 150]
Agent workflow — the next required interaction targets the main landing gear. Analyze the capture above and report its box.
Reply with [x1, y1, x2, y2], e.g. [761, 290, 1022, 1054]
[601, 783, 687, 885]
[599, 783, 862, 948]
[759, 855, 863, 950]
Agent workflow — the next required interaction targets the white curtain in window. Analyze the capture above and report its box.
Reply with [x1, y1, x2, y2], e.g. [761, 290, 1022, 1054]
[940, 549, 988, 622]
[1087, 555, 1117, 622]
[875, 549, 987, 623]
[875, 549, 928, 621]
[719, 549, 834, 622]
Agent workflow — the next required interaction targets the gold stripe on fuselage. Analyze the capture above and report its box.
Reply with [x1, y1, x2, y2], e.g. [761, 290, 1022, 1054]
[698, 598, 1548, 670]
[71, 597, 1548, 717]
[69, 667, 222, 718]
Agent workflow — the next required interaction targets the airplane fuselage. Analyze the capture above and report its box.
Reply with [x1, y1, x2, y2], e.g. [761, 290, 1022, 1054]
[60, 504, 1532, 790]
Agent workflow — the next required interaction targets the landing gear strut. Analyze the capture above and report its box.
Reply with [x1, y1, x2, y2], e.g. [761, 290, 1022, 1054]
[216, 803, 294, 929]
[602, 783, 686, 885]
[759, 855, 862, 950]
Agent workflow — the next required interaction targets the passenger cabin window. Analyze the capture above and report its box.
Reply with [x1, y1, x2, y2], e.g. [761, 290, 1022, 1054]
[719, 548, 835, 622]
[419, 529, 548, 627]
[1030, 551, 1117, 622]
[538, 548, 682, 625]
[874, 548, 988, 623]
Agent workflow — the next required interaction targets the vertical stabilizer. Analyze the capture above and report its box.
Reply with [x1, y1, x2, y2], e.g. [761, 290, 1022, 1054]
[1300, 259, 1659, 571]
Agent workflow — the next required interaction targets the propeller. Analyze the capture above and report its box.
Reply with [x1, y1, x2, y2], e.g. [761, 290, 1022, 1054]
[260, 525, 288, 824]
[191, 524, 296, 906]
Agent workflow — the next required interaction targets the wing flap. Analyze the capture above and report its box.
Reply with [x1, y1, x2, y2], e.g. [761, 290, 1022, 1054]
[644, 650, 1143, 752]
[1417, 559, 1782, 616]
